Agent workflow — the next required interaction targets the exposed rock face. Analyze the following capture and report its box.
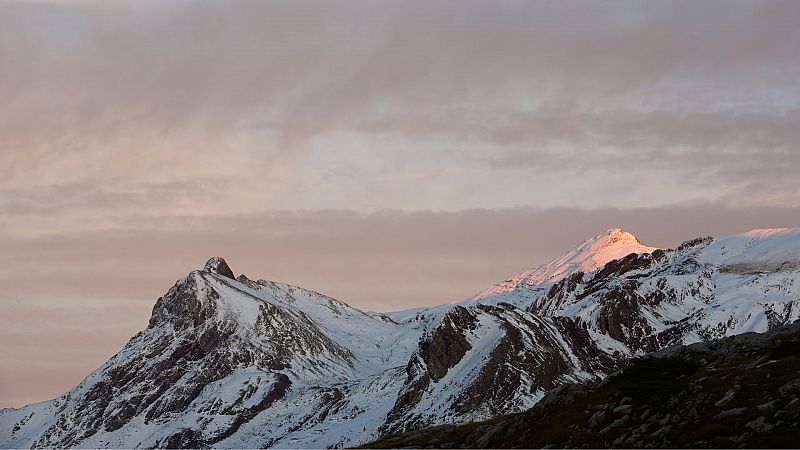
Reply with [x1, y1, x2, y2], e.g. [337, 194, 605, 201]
[385, 307, 479, 431]
[419, 307, 477, 382]
[203, 256, 235, 279]
[148, 273, 219, 329]
[551, 316, 618, 373]
[366, 321, 800, 449]
[522, 230, 800, 352]
[453, 304, 585, 416]
[3, 228, 800, 449]
[27, 272, 292, 448]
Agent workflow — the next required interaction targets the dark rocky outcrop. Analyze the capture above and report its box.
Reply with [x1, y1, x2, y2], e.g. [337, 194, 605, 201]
[203, 373, 291, 446]
[552, 316, 619, 373]
[419, 306, 477, 382]
[148, 273, 219, 329]
[675, 236, 714, 253]
[384, 306, 478, 432]
[455, 305, 576, 416]
[366, 322, 800, 449]
[596, 284, 656, 352]
[203, 256, 235, 279]
[588, 252, 656, 287]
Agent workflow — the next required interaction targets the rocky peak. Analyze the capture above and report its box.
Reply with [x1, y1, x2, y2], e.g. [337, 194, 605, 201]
[566, 228, 656, 268]
[603, 227, 640, 241]
[148, 273, 219, 329]
[203, 257, 235, 279]
[469, 228, 658, 302]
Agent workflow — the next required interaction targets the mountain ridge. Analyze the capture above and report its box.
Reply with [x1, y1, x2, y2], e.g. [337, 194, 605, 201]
[2, 227, 799, 448]
[466, 228, 658, 304]
[366, 320, 800, 448]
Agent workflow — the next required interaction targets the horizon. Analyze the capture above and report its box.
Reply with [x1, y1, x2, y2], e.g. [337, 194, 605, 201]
[2, 0, 800, 412]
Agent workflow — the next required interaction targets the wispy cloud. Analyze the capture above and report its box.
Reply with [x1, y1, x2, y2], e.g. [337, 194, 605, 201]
[2, 0, 799, 210]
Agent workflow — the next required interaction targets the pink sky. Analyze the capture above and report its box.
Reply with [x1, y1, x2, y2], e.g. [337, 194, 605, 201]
[1, 0, 799, 407]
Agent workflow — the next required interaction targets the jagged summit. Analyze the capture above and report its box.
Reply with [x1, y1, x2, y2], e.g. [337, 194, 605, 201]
[203, 256, 235, 279]
[470, 227, 657, 301]
[3, 227, 800, 449]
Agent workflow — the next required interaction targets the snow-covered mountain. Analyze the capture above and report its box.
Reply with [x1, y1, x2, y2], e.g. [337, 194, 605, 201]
[481, 228, 800, 351]
[2, 228, 799, 448]
[468, 228, 657, 301]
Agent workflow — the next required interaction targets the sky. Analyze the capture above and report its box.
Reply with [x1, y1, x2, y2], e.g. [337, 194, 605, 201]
[1, 0, 799, 407]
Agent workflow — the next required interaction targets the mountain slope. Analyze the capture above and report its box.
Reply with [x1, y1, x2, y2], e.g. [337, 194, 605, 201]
[522, 228, 800, 352]
[468, 228, 657, 303]
[2, 228, 799, 448]
[0, 266, 423, 449]
[366, 321, 800, 448]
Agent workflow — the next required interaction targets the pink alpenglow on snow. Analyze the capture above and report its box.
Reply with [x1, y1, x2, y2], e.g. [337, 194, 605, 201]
[469, 228, 657, 301]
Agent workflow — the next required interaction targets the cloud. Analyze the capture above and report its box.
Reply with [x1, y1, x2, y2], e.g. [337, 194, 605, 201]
[2, 0, 800, 407]
[2, 0, 799, 208]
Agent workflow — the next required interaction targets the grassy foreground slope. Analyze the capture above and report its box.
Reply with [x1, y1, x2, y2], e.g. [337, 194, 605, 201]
[365, 322, 800, 448]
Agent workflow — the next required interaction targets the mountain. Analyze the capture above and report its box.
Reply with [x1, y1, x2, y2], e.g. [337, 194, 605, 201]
[468, 228, 657, 301]
[366, 320, 800, 448]
[2, 228, 800, 448]
[496, 227, 800, 351]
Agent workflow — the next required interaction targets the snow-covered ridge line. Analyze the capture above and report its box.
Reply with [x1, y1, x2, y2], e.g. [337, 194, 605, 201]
[2, 227, 799, 449]
[466, 227, 658, 304]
